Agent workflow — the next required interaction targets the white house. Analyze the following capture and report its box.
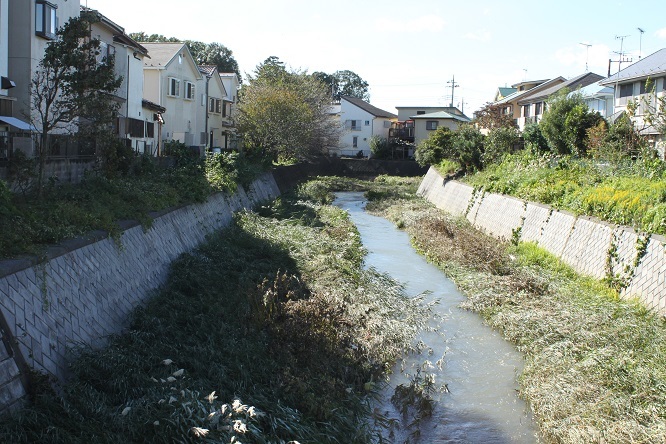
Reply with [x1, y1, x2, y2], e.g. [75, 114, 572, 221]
[141, 42, 205, 155]
[336, 95, 396, 157]
[599, 48, 666, 158]
[89, 8, 160, 155]
[198, 65, 228, 150]
[572, 83, 615, 120]
[219, 72, 240, 149]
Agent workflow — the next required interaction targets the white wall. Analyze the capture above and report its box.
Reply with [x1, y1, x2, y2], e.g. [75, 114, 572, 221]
[338, 103, 374, 157]
[0, 0, 8, 97]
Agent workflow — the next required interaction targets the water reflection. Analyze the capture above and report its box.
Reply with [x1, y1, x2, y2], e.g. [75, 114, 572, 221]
[333, 192, 538, 443]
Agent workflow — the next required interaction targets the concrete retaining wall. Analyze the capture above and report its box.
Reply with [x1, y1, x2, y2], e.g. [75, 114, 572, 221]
[418, 167, 666, 315]
[0, 172, 281, 414]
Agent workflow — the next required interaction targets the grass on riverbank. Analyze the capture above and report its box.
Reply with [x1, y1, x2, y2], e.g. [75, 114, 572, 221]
[368, 179, 666, 443]
[462, 151, 666, 235]
[0, 182, 428, 443]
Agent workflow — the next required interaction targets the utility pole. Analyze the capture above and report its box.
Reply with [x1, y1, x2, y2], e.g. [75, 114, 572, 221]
[637, 27, 645, 59]
[447, 75, 459, 108]
[579, 43, 592, 72]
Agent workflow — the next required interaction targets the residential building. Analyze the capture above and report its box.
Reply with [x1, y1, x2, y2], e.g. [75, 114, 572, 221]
[409, 110, 471, 147]
[219, 72, 240, 149]
[599, 48, 666, 157]
[198, 65, 228, 149]
[335, 96, 396, 157]
[395, 106, 465, 122]
[142, 42, 205, 155]
[573, 83, 615, 120]
[516, 72, 604, 130]
[493, 86, 517, 102]
[493, 78, 565, 129]
[88, 8, 159, 155]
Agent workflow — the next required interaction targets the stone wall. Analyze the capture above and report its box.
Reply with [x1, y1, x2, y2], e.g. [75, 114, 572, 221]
[418, 167, 666, 315]
[0, 172, 281, 414]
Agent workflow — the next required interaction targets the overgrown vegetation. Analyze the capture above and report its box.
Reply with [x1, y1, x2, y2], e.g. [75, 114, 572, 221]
[368, 181, 666, 443]
[0, 144, 265, 259]
[0, 180, 429, 443]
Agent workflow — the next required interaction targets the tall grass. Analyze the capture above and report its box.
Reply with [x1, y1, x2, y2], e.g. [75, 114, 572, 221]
[0, 182, 428, 443]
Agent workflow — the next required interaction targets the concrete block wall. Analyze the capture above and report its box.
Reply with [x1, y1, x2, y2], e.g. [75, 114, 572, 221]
[418, 167, 666, 315]
[0, 172, 281, 413]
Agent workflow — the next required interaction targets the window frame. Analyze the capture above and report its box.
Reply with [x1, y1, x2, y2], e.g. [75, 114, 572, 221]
[35, 0, 58, 40]
[619, 83, 634, 98]
[184, 81, 195, 100]
[425, 120, 438, 130]
[168, 77, 180, 97]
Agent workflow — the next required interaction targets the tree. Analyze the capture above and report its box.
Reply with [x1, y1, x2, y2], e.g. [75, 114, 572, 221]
[312, 70, 369, 101]
[237, 57, 341, 162]
[30, 11, 122, 193]
[483, 126, 521, 165]
[539, 90, 604, 156]
[415, 126, 453, 167]
[129, 33, 241, 80]
[473, 102, 517, 130]
[450, 124, 485, 172]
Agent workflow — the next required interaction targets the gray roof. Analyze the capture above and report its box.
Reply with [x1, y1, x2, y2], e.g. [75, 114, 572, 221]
[409, 111, 470, 122]
[600, 48, 666, 85]
[141, 42, 187, 67]
[495, 77, 565, 105]
[518, 72, 604, 105]
[342, 96, 397, 118]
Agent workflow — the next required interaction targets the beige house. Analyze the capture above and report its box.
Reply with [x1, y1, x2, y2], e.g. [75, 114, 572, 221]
[492, 78, 564, 129]
[410, 110, 471, 146]
[142, 42, 205, 154]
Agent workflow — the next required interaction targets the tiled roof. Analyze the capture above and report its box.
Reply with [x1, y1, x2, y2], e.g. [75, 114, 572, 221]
[600, 48, 666, 85]
[141, 42, 186, 67]
[342, 96, 397, 118]
[518, 72, 604, 104]
[199, 65, 217, 77]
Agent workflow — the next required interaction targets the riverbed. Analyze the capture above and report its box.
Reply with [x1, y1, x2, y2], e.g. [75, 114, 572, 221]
[334, 192, 538, 443]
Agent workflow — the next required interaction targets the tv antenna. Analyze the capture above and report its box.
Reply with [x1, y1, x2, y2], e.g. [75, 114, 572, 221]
[637, 27, 645, 59]
[446, 75, 459, 108]
[579, 43, 592, 72]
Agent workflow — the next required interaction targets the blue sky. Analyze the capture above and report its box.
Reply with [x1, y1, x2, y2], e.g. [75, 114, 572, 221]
[85, 0, 666, 116]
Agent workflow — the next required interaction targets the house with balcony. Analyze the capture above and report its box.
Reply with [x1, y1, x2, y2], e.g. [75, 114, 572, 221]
[409, 110, 470, 147]
[219, 72, 240, 149]
[493, 78, 564, 129]
[198, 65, 228, 150]
[572, 83, 615, 120]
[334, 96, 396, 157]
[390, 106, 467, 151]
[88, 8, 160, 155]
[142, 42, 205, 155]
[516, 72, 604, 130]
[599, 48, 666, 158]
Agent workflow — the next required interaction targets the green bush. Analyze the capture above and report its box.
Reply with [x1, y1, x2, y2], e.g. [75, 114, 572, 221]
[369, 135, 391, 159]
[483, 126, 521, 166]
[415, 127, 452, 167]
[450, 124, 484, 172]
[522, 122, 548, 154]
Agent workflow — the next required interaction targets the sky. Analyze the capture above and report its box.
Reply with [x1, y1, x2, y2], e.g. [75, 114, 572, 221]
[84, 0, 666, 117]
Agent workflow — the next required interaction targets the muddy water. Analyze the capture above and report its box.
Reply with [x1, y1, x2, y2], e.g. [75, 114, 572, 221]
[333, 192, 538, 443]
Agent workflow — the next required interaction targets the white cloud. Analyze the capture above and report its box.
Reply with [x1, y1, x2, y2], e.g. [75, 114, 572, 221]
[553, 44, 611, 74]
[465, 30, 491, 42]
[375, 15, 446, 33]
[656, 28, 666, 39]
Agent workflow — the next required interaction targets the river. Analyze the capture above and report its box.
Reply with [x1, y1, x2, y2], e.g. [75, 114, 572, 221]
[333, 192, 538, 443]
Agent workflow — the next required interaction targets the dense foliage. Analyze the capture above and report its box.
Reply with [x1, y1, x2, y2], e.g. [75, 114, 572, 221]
[0, 179, 427, 443]
[312, 70, 370, 102]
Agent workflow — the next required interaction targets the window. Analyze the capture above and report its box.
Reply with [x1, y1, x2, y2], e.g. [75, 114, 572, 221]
[383, 120, 391, 128]
[346, 120, 361, 131]
[96, 42, 115, 65]
[416, 111, 426, 115]
[523, 104, 531, 118]
[364, 120, 370, 126]
[535, 102, 543, 116]
[146, 122, 155, 138]
[352, 136, 358, 148]
[168, 78, 180, 97]
[619, 83, 634, 98]
[426, 121, 438, 130]
[35, 0, 58, 40]
[639, 80, 647, 95]
[184, 81, 195, 100]
[208, 98, 222, 113]
[128, 118, 144, 138]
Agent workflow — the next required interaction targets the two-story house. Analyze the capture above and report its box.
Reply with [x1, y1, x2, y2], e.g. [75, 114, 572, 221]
[409, 110, 470, 147]
[599, 48, 666, 158]
[142, 42, 205, 155]
[198, 65, 228, 150]
[335, 96, 396, 157]
[88, 9, 159, 155]
[219, 72, 240, 150]
[493, 78, 564, 129]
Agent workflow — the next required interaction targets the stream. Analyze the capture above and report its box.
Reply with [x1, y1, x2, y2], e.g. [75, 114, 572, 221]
[333, 192, 538, 443]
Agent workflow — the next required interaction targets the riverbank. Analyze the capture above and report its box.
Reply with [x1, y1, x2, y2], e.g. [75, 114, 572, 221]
[363, 176, 666, 443]
[0, 182, 428, 443]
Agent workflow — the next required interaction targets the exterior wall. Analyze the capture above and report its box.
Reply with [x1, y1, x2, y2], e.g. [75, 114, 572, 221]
[338, 101, 374, 157]
[219, 73, 239, 149]
[0, 0, 8, 96]
[8, 0, 81, 121]
[418, 167, 666, 314]
[396, 106, 460, 121]
[202, 74, 227, 148]
[412, 118, 461, 146]
[0, 172, 281, 412]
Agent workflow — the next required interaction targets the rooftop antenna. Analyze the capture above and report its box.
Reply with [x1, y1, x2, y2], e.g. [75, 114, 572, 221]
[614, 34, 630, 72]
[637, 27, 645, 59]
[579, 43, 592, 72]
[446, 75, 459, 108]
[522, 68, 527, 81]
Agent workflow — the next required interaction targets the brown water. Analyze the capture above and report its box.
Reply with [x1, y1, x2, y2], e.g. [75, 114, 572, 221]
[334, 192, 538, 443]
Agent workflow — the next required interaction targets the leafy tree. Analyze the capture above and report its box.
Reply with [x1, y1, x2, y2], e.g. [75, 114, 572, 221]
[523, 122, 548, 153]
[540, 90, 604, 156]
[236, 57, 341, 162]
[415, 126, 453, 167]
[474, 102, 517, 130]
[312, 70, 370, 101]
[483, 126, 520, 165]
[450, 124, 485, 172]
[369, 136, 391, 159]
[30, 10, 123, 193]
[129, 33, 241, 79]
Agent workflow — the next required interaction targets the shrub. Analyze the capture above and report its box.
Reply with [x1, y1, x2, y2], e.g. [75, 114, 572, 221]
[483, 126, 521, 166]
[415, 127, 453, 167]
[450, 124, 484, 172]
[369, 136, 391, 159]
[523, 122, 548, 154]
